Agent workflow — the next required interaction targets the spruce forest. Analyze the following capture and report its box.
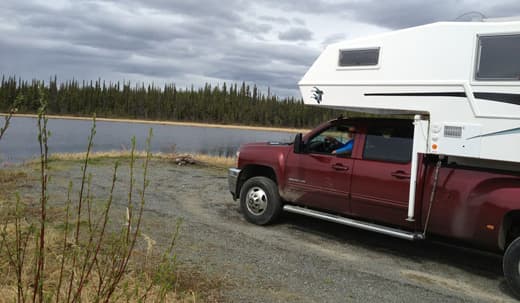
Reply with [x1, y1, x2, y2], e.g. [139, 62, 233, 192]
[0, 76, 348, 128]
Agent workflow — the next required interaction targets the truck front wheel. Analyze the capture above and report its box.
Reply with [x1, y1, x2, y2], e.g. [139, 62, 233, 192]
[504, 237, 520, 298]
[239, 176, 282, 225]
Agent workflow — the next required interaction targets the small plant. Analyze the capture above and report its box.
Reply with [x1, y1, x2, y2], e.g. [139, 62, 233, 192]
[0, 88, 186, 302]
[0, 93, 22, 142]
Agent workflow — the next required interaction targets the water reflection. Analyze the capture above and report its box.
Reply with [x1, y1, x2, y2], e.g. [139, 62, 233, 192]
[0, 117, 295, 163]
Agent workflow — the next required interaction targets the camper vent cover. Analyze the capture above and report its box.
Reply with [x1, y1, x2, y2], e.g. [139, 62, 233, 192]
[444, 126, 463, 138]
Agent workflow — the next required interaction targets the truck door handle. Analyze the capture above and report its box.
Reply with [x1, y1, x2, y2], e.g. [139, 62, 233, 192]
[332, 163, 349, 171]
[391, 170, 410, 179]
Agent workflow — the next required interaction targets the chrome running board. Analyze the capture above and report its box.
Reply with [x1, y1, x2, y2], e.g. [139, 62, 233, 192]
[283, 205, 424, 241]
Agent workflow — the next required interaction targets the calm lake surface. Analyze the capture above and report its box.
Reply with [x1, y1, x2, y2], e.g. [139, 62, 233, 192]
[0, 117, 296, 163]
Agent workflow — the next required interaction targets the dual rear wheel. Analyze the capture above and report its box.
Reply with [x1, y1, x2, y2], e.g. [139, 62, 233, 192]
[504, 237, 520, 298]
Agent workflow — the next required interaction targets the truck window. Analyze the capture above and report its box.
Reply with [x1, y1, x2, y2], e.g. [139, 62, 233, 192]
[363, 126, 413, 163]
[476, 34, 520, 81]
[307, 125, 355, 155]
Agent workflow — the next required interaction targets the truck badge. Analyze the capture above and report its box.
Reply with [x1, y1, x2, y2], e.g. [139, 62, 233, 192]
[311, 87, 323, 104]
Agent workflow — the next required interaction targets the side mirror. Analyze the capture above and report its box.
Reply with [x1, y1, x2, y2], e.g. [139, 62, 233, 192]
[293, 133, 304, 153]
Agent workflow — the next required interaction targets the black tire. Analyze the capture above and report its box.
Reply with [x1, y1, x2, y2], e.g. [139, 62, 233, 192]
[504, 237, 520, 299]
[239, 176, 282, 225]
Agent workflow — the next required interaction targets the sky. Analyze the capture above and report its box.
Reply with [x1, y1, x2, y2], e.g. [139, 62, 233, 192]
[1, 0, 519, 97]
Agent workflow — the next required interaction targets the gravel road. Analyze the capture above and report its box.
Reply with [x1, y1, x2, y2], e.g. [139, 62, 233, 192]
[36, 159, 518, 302]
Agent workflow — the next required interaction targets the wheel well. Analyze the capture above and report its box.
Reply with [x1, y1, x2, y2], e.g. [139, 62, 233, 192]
[501, 211, 520, 250]
[237, 165, 277, 199]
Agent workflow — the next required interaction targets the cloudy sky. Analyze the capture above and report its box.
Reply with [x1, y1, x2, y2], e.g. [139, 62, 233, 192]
[1, 1, 519, 97]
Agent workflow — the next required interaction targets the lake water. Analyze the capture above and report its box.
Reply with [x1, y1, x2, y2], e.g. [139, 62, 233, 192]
[0, 117, 296, 163]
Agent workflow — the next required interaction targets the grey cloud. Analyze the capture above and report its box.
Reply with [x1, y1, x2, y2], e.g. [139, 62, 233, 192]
[0, 41, 114, 80]
[0, 0, 314, 96]
[9, 0, 239, 46]
[115, 61, 187, 78]
[207, 63, 302, 91]
[339, 1, 466, 29]
[237, 22, 273, 37]
[109, 0, 269, 37]
[4, 0, 515, 98]
[321, 33, 347, 46]
[202, 40, 319, 92]
[485, 2, 520, 18]
[279, 27, 313, 41]
[292, 18, 306, 26]
[258, 15, 291, 25]
[220, 41, 319, 68]
[6, 1, 231, 55]
[352, 0, 520, 28]
[0, 38, 188, 83]
[258, 0, 520, 29]
[116, 0, 249, 20]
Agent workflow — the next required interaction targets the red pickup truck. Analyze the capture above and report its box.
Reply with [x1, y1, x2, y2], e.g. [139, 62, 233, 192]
[228, 117, 520, 296]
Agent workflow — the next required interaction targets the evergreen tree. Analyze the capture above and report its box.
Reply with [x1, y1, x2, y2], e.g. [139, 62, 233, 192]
[0, 76, 350, 128]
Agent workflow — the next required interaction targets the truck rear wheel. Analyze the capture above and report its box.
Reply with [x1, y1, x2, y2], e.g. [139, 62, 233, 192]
[239, 176, 282, 225]
[504, 237, 520, 298]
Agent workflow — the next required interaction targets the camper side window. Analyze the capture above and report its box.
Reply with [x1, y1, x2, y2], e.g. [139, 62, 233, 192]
[476, 34, 520, 81]
[338, 48, 380, 67]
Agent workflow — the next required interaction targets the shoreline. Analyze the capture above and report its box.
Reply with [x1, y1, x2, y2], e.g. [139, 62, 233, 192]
[1, 113, 309, 134]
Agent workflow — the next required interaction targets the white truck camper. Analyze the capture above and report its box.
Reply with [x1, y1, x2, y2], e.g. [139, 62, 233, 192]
[299, 18, 520, 222]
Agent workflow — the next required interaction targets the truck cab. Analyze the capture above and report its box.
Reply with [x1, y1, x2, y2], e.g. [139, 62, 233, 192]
[286, 118, 415, 228]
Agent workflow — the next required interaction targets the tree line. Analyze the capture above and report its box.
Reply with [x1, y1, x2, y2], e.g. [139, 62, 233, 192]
[0, 76, 348, 128]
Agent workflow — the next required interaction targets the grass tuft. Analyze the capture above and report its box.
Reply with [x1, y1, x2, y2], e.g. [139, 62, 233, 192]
[40, 151, 236, 169]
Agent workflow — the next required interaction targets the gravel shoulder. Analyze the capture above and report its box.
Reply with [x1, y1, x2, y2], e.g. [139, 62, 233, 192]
[16, 158, 519, 302]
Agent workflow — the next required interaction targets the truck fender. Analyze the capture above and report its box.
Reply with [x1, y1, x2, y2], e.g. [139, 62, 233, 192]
[467, 179, 520, 251]
[235, 164, 279, 199]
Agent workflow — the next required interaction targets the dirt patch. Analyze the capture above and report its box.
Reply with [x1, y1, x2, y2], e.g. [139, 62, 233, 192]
[401, 270, 515, 303]
[0, 169, 31, 196]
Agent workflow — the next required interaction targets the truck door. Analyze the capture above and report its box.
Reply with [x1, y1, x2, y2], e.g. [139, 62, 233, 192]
[350, 123, 415, 228]
[284, 124, 354, 214]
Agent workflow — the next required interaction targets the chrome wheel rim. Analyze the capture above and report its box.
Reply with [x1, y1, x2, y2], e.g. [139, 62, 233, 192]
[245, 186, 268, 216]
